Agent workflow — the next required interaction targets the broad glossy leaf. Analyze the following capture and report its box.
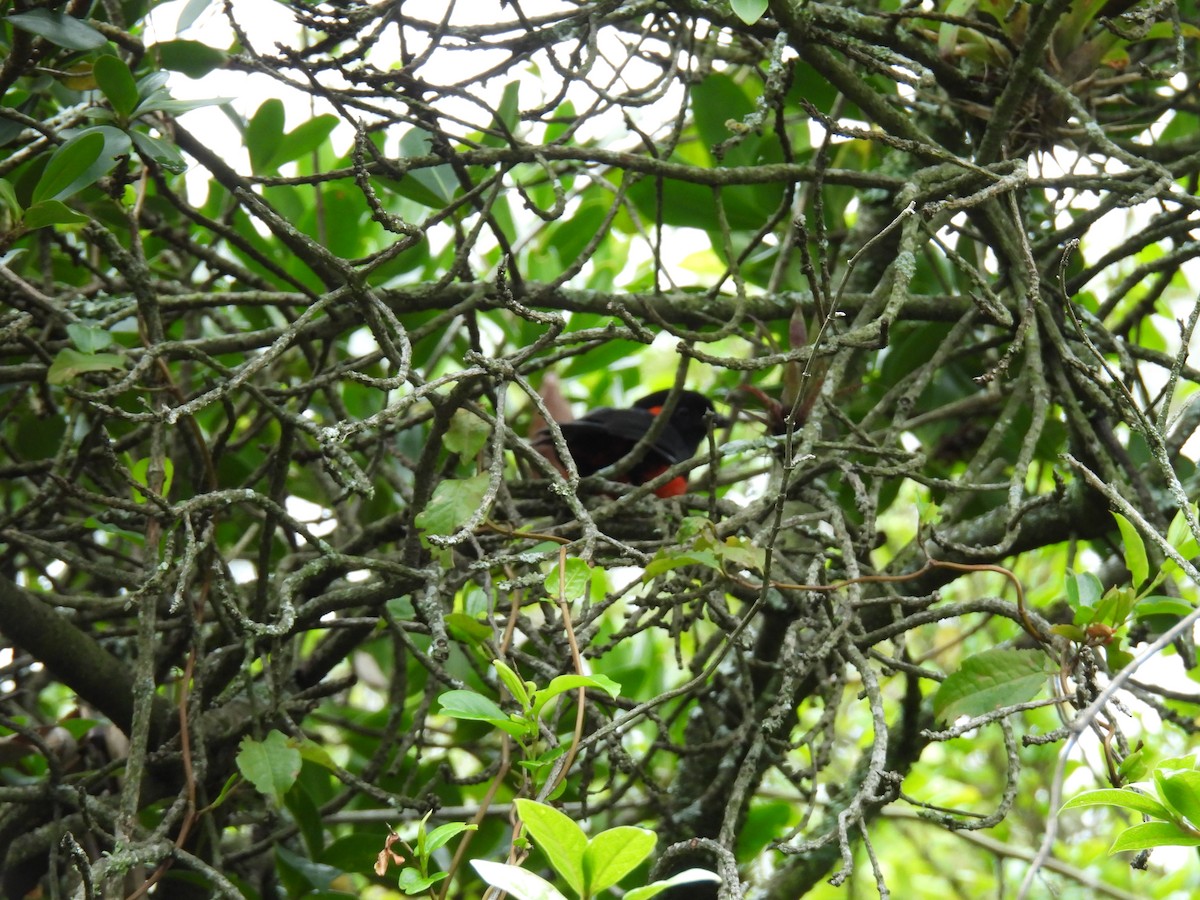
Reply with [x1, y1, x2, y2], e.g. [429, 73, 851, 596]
[33, 127, 130, 204]
[247, 98, 286, 174]
[23, 200, 90, 228]
[155, 39, 228, 78]
[94, 55, 139, 118]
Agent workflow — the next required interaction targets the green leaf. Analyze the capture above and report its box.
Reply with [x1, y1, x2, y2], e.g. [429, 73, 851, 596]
[424, 821, 476, 855]
[33, 132, 103, 205]
[247, 98, 286, 174]
[1118, 746, 1149, 783]
[0, 176, 22, 215]
[1065, 570, 1103, 609]
[414, 472, 490, 538]
[94, 55, 139, 118]
[470, 860, 568, 900]
[389, 128, 454, 207]
[130, 130, 188, 174]
[444, 612, 492, 644]
[23, 200, 90, 229]
[705, 534, 766, 573]
[730, 0, 769, 25]
[236, 730, 302, 805]
[445, 408, 490, 459]
[34, 127, 131, 204]
[493, 660, 534, 712]
[483, 81, 520, 147]
[155, 39, 228, 78]
[1110, 821, 1200, 853]
[438, 689, 506, 722]
[624, 868, 721, 900]
[1156, 770, 1200, 825]
[582, 826, 655, 894]
[437, 689, 530, 739]
[46, 348, 125, 384]
[1113, 512, 1149, 587]
[6, 9, 107, 51]
[932, 648, 1051, 723]
[531, 673, 620, 723]
[1134, 596, 1194, 619]
[274, 115, 341, 167]
[1166, 504, 1200, 558]
[396, 868, 446, 894]
[544, 557, 591, 603]
[642, 549, 722, 580]
[66, 322, 114, 353]
[515, 799, 587, 896]
[1060, 788, 1171, 819]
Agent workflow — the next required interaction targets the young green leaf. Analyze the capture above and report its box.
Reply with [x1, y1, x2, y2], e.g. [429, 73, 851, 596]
[1155, 769, 1200, 826]
[437, 689, 531, 740]
[531, 673, 621, 723]
[397, 868, 446, 894]
[1110, 820, 1200, 853]
[514, 799, 587, 896]
[66, 322, 114, 353]
[1113, 512, 1149, 588]
[493, 660, 534, 712]
[424, 821, 477, 856]
[1060, 788, 1171, 820]
[582, 825, 655, 894]
[730, 0, 769, 25]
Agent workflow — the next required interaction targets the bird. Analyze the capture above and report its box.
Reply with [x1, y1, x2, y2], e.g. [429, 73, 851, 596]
[533, 389, 725, 497]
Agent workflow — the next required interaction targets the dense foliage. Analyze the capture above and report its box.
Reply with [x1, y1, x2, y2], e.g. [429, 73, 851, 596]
[2, 0, 1200, 897]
